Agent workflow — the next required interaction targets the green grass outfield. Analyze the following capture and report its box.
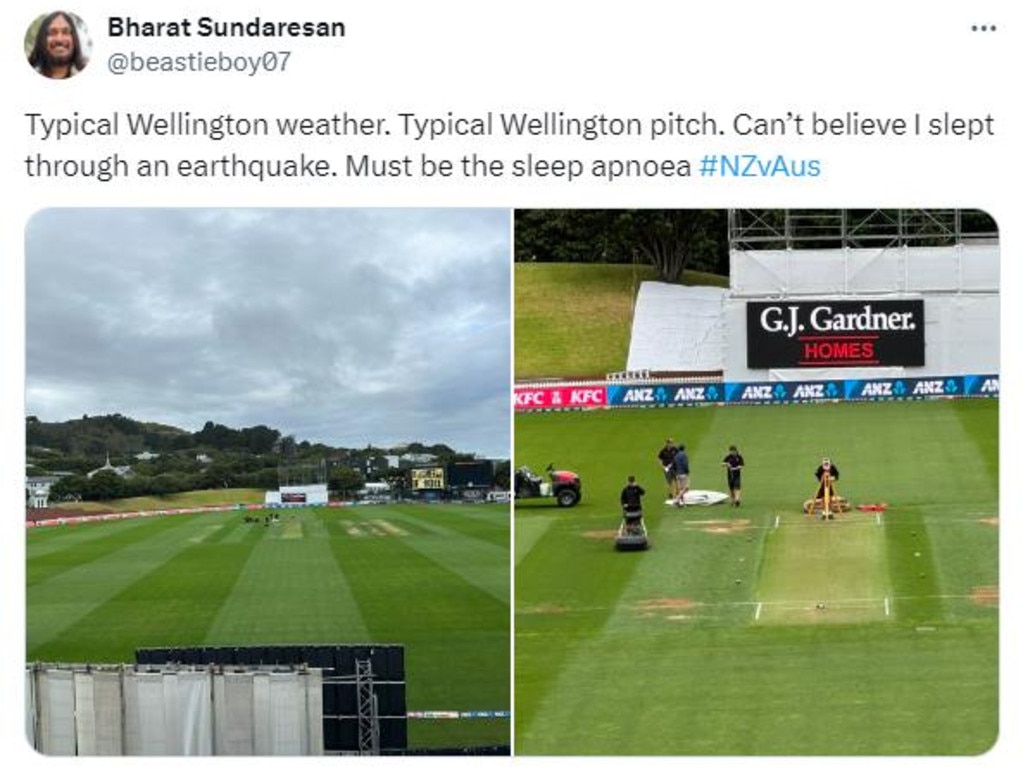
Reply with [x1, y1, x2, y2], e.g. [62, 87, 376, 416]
[46, 489, 267, 513]
[27, 503, 510, 750]
[515, 399, 997, 755]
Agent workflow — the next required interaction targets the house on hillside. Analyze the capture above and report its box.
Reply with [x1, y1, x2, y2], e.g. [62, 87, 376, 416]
[25, 475, 62, 508]
[86, 455, 132, 479]
[400, 453, 437, 467]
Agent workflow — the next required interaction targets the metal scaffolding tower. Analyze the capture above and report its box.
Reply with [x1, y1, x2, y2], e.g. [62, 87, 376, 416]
[728, 209, 997, 251]
[355, 658, 380, 755]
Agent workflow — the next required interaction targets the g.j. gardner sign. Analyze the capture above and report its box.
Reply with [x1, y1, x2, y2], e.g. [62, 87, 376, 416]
[746, 300, 925, 368]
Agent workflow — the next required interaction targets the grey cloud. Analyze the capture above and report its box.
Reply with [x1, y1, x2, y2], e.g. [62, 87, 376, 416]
[26, 209, 511, 457]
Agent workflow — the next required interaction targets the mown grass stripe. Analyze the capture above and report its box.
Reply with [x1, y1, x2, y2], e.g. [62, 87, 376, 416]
[392, 504, 510, 549]
[28, 516, 257, 661]
[519, 621, 996, 755]
[374, 508, 509, 604]
[319, 510, 509, 748]
[27, 514, 229, 654]
[516, 407, 719, 740]
[436, 503, 511, 529]
[204, 515, 370, 646]
[885, 506, 941, 624]
[27, 517, 155, 558]
[219, 518, 265, 544]
[953, 399, 998, 485]
[26, 515, 198, 586]
[515, 515, 555, 566]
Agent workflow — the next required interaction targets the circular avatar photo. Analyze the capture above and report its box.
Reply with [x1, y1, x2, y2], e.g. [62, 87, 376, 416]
[26, 11, 91, 79]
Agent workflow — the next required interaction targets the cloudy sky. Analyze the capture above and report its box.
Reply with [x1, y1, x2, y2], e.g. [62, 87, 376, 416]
[26, 209, 511, 458]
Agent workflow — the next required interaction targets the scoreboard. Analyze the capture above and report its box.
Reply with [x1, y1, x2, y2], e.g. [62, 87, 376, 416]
[410, 467, 445, 490]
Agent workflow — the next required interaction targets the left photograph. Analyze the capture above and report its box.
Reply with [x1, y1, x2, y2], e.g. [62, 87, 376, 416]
[25, 208, 511, 756]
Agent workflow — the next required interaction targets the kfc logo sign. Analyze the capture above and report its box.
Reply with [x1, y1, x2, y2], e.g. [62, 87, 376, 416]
[514, 385, 606, 411]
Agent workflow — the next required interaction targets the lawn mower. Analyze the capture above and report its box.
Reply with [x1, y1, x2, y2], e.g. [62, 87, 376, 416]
[615, 507, 650, 551]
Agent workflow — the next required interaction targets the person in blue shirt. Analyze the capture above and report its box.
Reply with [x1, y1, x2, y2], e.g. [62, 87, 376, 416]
[672, 444, 690, 506]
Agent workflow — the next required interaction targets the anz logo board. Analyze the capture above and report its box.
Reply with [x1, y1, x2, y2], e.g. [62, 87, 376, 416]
[741, 385, 774, 401]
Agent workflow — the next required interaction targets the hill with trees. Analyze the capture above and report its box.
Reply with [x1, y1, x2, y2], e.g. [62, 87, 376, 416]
[26, 414, 500, 503]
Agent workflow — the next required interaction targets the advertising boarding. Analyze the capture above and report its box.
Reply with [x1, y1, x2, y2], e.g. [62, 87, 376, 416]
[746, 300, 925, 368]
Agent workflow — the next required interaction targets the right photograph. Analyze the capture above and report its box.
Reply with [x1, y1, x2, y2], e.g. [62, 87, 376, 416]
[513, 209, 999, 755]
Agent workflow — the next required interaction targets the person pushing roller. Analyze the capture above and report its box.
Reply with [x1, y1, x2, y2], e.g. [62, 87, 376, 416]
[804, 456, 849, 519]
[616, 475, 649, 551]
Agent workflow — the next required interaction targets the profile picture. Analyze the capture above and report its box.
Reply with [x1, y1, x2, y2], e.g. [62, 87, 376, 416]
[26, 10, 91, 79]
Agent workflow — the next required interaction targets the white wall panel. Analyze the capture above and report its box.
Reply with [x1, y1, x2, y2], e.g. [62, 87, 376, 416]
[27, 666, 324, 756]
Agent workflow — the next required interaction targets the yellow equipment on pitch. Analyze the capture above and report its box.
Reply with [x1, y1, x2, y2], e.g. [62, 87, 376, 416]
[803, 470, 850, 518]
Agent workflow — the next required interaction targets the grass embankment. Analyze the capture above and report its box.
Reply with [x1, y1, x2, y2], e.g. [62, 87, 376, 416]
[47, 488, 267, 513]
[515, 263, 727, 380]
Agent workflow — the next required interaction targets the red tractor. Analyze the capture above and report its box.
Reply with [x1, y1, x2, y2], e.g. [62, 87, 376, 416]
[514, 463, 582, 507]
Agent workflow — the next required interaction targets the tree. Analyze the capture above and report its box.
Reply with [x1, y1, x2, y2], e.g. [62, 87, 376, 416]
[85, 470, 126, 501]
[202, 460, 237, 489]
[514, 209, 728, 282]
[150, 472, 188, 497]
[195, 421, 235, 450]
[241, 425, 280, 454]
[237, 467, 280, 490]
[50, 474, 87, 502]
[514, 210, 621, 263]
[329, 467, 364, 495]
[124, 475, 154, 498]
[275, 434, 298, 459]
[620, 210, 725, 283]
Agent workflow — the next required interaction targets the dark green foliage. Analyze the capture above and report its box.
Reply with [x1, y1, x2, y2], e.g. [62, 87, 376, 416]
[515, 210, 729, 281]
[328, 466, 364, 494]
[194, 421, 282, 453]
[27, 413, 490, 502]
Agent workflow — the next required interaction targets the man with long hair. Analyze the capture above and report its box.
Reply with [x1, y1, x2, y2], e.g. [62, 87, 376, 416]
[29, 12, 87, 79]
